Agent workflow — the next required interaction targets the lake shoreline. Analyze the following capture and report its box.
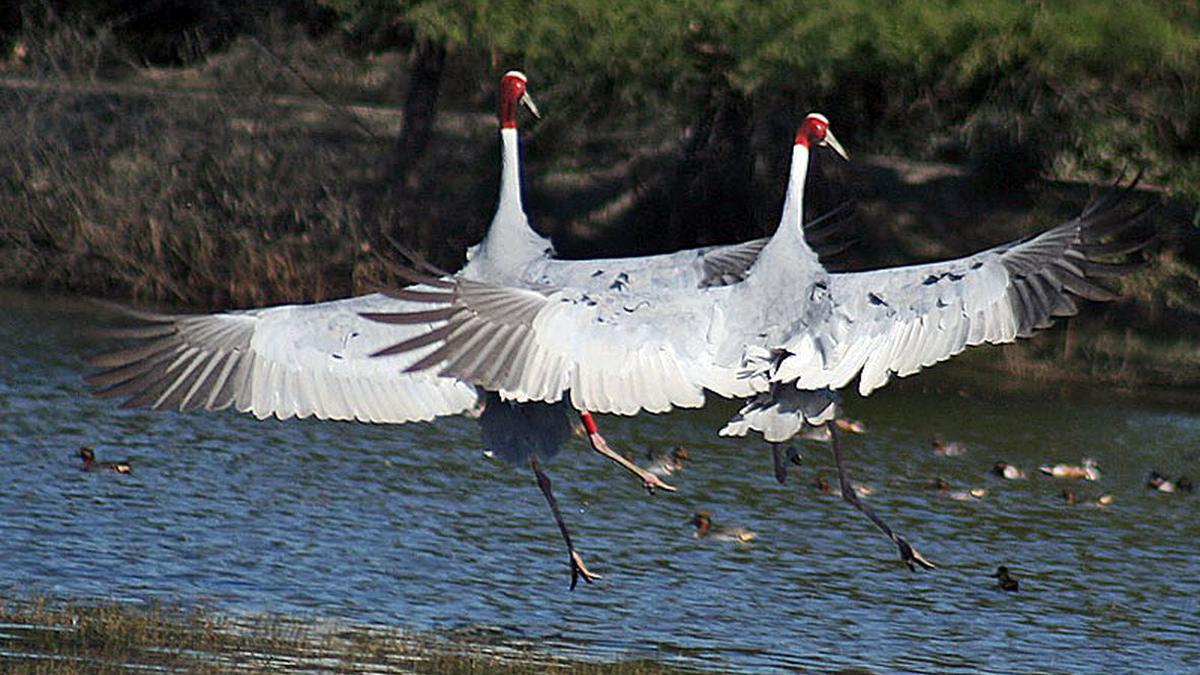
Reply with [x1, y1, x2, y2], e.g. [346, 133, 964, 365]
[0, 594, 703, 674]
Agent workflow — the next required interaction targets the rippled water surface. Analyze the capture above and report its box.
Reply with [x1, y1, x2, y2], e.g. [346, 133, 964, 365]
[2, 290, 1199, 673]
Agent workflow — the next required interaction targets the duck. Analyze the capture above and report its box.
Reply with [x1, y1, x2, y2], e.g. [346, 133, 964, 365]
[835, 418, 867, 434]
[931, 478, 987, 501]
[78, 446, 131, 474]
[991, 565, 1019, 591]
[1061, 487, 1114, 507]
[811, 476, 871, 497]
[814, 476, 832, 495]
[990, 461, 1027, 480]
[931, 438, 967, 457]
[851, 481, 874, 497]
[1146, 471, 1195, 494]
[796, 418, 867, 442]
[1039, 458, 1100, 481]
[645, 446, 689, 477]
[691, 511, 757, 542]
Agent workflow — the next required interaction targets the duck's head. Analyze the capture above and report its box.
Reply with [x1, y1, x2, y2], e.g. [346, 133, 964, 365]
[78, 446, 95, 463]
[1061, 488, 1078, 505]
[671, 446, 690, 463]
[1146, 470, 1168, 489]
[813, 477, 831, 494]
[991, 565, 1018, 590]
[932, 477, 951, 491]
[991, 461, 1010, 476]
[691, 510, 713, 536]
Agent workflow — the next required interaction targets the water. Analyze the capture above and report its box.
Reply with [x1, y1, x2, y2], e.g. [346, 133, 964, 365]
[1, 289, 1198, 673]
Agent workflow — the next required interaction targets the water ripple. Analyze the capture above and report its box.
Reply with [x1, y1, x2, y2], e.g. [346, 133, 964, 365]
[2, 290, 1199, 672]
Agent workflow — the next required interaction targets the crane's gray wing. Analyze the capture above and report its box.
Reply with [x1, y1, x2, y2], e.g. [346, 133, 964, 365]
[772, 179, 1153, 396]
[365, 280, 744, 415]
[699, 202, 854, 288]
[700, 238, 769, 288]
[87, 291, 480, 423]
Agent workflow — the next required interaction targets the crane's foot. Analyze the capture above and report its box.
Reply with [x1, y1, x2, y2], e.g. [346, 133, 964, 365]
[569, 550, 601, 590]
[581, 418, 676, 494]
[638, 469, 677, 495]
[897, 537, 937, 571]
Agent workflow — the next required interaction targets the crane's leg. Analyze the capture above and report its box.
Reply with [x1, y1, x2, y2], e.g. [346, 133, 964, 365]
[579, 411, 676, 494]
[828, 422, 936, 571]
[772, 443, 788, 484]
[530, 455, 600, 590]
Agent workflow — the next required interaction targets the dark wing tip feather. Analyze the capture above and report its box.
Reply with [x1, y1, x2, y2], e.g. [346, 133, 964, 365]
[370, 323, 455, 358]
[1002, 172, 1158, 337]
[361, 307, 456, 325]
[383, 234, 454, 277]
[376, 287, 456, 303]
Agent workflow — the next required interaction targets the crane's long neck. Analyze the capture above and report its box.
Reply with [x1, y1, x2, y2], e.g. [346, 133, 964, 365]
[497, 127, 524, 222]
[750, 142, 821, 277]
[467, 127, 551, 279]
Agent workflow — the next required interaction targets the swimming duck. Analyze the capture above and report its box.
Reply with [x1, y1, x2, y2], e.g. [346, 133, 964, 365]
[78, 446, 131, 474]
[851, 481, 874, 497]
[1061, 487, 1114, 507]
[797, 418, 867, 442]
[645, 446, 689, 477]
[835, 418, 867, 434]
[811, 476, 871, 497]
[931, 478, 987, 501]
[931, 438, 967, 457]
[990, 461, 1027, 480]
[991, 565, 1019, 591]
[691, 511, 757, 542]
[1039, 458, 1100, 481]
[814, 476, 832, 495]
[1146, 471, 1194, 494]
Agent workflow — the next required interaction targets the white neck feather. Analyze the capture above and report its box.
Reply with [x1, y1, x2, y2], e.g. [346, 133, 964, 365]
[751, 143, 820, 275]
[466, 127, 552, 277]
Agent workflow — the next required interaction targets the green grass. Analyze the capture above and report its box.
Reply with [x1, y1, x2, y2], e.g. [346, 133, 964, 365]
[0, 595, 703, 674]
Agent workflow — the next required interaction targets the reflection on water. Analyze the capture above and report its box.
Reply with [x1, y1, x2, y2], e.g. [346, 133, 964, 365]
[1, 290, 1198, 673]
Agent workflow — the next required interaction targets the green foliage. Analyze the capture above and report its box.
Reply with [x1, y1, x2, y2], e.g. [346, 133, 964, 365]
[318, 0, 1200, 200]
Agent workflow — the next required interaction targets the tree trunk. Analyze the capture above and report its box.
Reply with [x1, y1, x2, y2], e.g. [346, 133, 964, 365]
[392, 37, 447, 193]
[663, 24, 755, 250]
[665, 85, 756, 250]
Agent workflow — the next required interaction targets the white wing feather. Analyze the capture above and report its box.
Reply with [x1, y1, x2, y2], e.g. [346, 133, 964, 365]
[88, 292, 479, 423]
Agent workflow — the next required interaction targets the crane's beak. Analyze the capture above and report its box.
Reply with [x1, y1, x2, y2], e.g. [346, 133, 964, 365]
[824, 130, 849, 160]
[520, 91, 541, 119]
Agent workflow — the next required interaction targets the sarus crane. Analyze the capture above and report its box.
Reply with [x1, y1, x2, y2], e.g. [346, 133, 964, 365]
[371, 131, 1155, 574]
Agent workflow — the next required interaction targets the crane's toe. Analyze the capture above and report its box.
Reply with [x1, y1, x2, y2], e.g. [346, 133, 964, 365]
[897, 538, 937, 571]
[569, 551, 601, 590]
[643, 474, 677, 494]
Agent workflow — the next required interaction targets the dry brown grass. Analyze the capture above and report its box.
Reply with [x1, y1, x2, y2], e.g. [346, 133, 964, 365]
[0, 595, 701, 674]
[0, 13, 500, 310]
